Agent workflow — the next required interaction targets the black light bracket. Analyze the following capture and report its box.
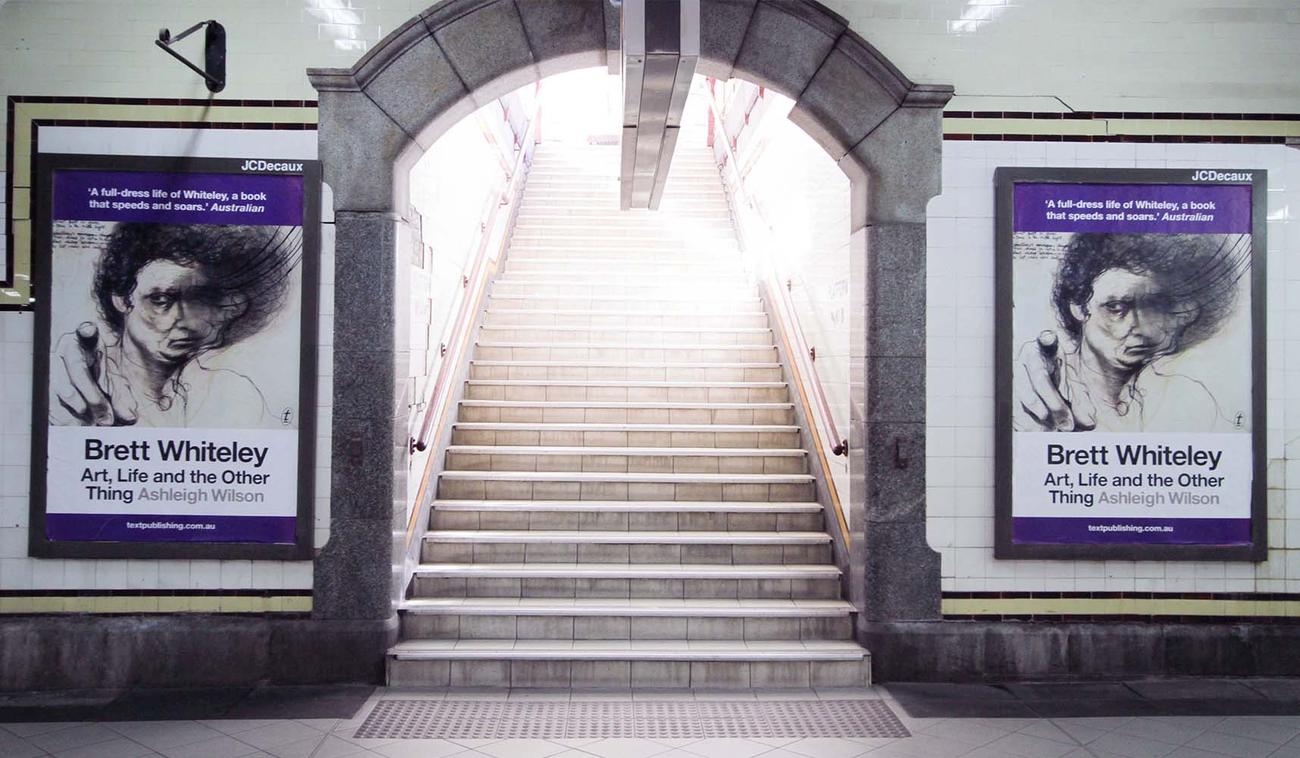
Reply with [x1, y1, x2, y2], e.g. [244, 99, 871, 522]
[155, 20, 226, 93]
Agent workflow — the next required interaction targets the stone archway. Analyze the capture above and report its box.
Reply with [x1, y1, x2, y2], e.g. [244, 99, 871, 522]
[307, 0, 951, 661]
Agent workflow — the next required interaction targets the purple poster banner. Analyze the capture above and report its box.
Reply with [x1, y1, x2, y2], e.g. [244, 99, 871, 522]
[1013, 182, 1251, 234]
[45, 514, 297, 544]
[53, 170, 303, 226]
[1013, 517, 1252, 546]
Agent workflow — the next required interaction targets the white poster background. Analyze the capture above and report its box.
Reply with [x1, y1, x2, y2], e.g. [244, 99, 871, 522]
[47, 426, 298, 518]
[1013, 431, 1251, 519]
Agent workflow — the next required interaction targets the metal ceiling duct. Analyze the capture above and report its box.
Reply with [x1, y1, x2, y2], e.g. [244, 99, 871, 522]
[619, 0, 699, 210]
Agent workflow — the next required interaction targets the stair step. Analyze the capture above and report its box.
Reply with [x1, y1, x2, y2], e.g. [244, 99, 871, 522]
[390, 639, 864, 661]
[387, 645, 870, 687]
[467, 362, 783, 381]
[498, 273, 752, 285]
[439, 471, 812, 484]
[466, 380, 784, 389]
[476, 342, 774, 352]
[482, 319, 769, 331]
[506, 247, 740, 258]
[483, 309, 766, 318]
[425, 530, 829, 545]
[470, 361, 780, 368]
[447, 444, 803, 454]
[398, 599, 855, 641]
[486, 295, 760, 306]
[428, 501, 824, 533]
[457, 400, 795, 426]
[464, 383, 785, 402]
[453, 422, 797, 432]
[472, 347, 781, 366]
[492, 280, 751, 293]
[444, 447, 807, 475]
[492, 285, 753, 299]
[400, 598, 851, 617]
[476, 326, 773, 346]
[505, 245, 739, 256]
[414, 563, 839, 579]
[461, 400, 790, 409]
[505, 265, 741, 277]
[431, 499, 820, 512]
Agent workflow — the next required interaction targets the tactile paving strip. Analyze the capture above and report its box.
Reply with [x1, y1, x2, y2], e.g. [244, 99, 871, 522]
[354, 699, 910, 740]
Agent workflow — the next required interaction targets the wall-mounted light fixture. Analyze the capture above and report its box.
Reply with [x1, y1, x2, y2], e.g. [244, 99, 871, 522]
[155, 20, 226, 93]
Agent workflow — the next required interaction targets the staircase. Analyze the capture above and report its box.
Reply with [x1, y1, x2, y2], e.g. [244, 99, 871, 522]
[388, 141, 870, 689]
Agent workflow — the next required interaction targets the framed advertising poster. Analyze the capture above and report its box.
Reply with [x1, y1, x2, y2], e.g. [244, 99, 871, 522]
[994, 167, 1266, 561]
[29, 153, 319, 559]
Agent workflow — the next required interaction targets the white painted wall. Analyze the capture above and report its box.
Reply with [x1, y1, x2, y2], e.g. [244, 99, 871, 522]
[728, 109, 853, 512]
[927, 141, 1300, 593]
[403, 104, 514, 515]
[823, 0, 1300, 113]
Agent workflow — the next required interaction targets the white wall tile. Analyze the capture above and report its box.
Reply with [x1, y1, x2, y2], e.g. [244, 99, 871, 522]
[929, 141, 1299, 595]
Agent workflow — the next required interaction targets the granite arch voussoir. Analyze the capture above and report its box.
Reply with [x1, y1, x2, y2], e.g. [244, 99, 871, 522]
[698, 0, 758, 79]
[422, 0, 539, 104]
[731, 0, 846, 100]
[513, 0, 610, 77]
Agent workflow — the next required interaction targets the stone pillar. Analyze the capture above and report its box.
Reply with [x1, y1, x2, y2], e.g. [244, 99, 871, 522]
[843, 96, 949, 623]
[316, 210, 406, 621]
[306, 74, 414, 648]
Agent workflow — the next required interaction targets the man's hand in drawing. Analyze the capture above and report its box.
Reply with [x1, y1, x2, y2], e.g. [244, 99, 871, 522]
[49, 322, 137, 426]
[1012, 330, 1095, 432]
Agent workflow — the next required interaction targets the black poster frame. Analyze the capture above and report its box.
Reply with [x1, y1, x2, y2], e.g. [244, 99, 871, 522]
[29, 153, 320, 560]
[993, 166, 1267, 562]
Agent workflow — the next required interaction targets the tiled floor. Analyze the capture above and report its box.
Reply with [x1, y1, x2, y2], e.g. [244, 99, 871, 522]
[5, 686, 1300, 757]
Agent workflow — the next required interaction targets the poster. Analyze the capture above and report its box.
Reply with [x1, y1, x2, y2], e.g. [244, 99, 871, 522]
[30, 154, 318, 559]
[994, 167, 1266, 561]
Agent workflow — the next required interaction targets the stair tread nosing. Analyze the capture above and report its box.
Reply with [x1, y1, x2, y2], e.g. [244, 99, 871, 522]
[470, 361, 781, 368]
[453, 423, 797, 432]
[477, 344, 773, 353]
[415, 563, 839, 578]
[466, 380, 785, 388]
[424, 530, 830, 544]
[399, 597, 852, 616]
[460, 400, 790, 409]
[391, 639, 867, 661]
[439, 470, 813, 483]
[431, 500, 822, 512]
[447, 446, 805, 457]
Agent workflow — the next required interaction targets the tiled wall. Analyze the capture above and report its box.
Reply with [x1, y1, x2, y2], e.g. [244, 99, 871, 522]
[824, 0, 1300, 114]
[927, 140, 1299, 594]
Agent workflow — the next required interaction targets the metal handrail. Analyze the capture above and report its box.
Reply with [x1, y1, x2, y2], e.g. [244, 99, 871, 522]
[403, 110, 538, 549]
[410, 117, 535, 455]
[777, 278, 848, 457]
[705, 82, 847, 456]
